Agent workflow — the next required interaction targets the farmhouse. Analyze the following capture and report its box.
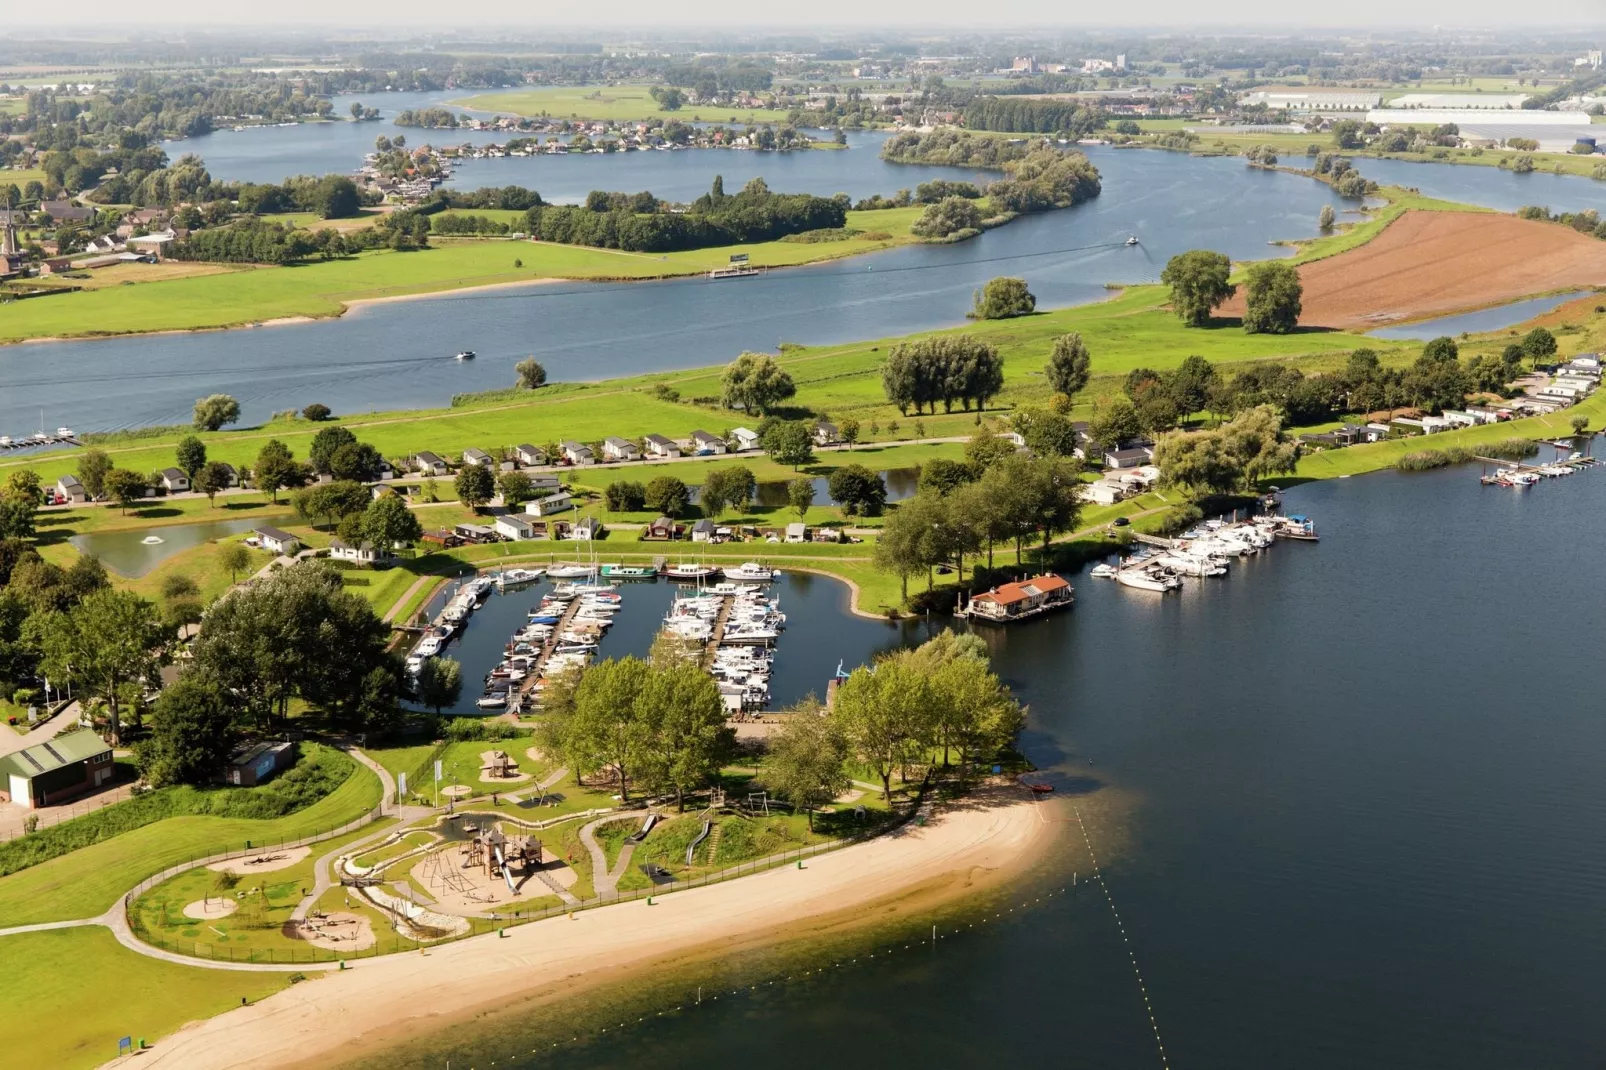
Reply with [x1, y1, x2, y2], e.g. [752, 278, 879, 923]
[0, 731, 116, 809]
[254, 526, 301, 555]
[561, 441, 596, 465]
[514, 444, 547, 466]
[159, 467, 190, 492]
[603, 436, 640, 462]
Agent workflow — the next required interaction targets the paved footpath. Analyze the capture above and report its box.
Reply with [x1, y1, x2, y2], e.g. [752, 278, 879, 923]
[0, 745, 407, 972]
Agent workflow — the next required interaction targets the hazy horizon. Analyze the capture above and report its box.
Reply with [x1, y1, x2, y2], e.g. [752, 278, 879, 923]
[4, 5, 1606, 31]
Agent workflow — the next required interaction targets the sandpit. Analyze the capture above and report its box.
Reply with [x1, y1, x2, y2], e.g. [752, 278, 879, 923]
[1219, 211, 1606, 330]
[290, 912, 375, 952]
[206, 845, 311, 874]
[183, 898, 238, 920]
[407, 843, 572, 915]
[440, 784, 473, 798]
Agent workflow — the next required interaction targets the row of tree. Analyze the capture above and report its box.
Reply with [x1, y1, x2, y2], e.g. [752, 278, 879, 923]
[881, 336, 1005, 415]
[519, 176, 845, 253]
[1160, 250, 1304, 334]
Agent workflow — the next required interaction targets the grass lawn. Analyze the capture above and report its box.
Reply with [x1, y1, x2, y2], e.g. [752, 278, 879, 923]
[0, 927, 291, 1070]
[1, 165, 45, 187]
[0, 206, 922, 345]
[454, 84, 793, 124]
[0, 760, 382, 925]
[128, 819, 399, 965]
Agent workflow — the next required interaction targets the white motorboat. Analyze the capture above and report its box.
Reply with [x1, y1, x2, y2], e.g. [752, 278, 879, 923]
[1116, 567, 1180, 592]
[454, 350, 476, 361]
[546, 564, 596, 579]
[476, 692, 507, 709]
[1089, 563, 1118, 579]
[665, 563, 720, 580]
[724, 562, 777, 582]
[496, 567, 544, 587]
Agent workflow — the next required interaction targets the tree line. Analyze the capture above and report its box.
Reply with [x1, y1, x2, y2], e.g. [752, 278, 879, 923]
[881, 336, 1005, 414]
[518, 176, 845, 253]
[961, 96, 1108, 138]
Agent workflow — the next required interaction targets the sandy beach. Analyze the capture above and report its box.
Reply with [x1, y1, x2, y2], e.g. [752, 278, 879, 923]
[122, 787, 1051, 1070]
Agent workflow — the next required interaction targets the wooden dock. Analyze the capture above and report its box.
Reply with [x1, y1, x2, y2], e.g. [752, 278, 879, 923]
[702, 594, 734, 668]
[511, 598, 583, 712]
[1129, 532, 1179, 550]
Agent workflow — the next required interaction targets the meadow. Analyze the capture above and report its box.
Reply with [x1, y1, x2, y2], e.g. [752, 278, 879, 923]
[454, 84, 793, 124]
[0, 206, 923, 344]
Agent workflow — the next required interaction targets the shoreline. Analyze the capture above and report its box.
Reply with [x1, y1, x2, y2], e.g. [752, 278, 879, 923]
[114, 785, 1051, 1070]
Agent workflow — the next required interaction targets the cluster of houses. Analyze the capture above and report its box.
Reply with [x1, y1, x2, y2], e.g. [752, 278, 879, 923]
[0, 201, 176, 280]
[413, 424, 841, 474]
[1300, 355, 1602, 452]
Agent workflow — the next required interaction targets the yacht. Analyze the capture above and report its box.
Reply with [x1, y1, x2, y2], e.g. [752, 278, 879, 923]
[454, 350, 476, 361]
[496, 567, 544, 587]
[664, 563, 720, 581]
[546, 564, 596, 579]
[599, 563, 656, 579]
[724, 563, 777, 582]
[1089, 563, 1118, 579]
[1116, 566, 1181, 593]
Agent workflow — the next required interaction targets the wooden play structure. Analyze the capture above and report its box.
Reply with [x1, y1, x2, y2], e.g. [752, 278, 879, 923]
[481, 750, 520, 779]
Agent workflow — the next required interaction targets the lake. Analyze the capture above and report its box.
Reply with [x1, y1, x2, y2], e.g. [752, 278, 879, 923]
[0, 146, 1348, 434]
[68, 516, 262, 577]
[367, 459, 1606, 1070]
[1359, 156, 1606, 214]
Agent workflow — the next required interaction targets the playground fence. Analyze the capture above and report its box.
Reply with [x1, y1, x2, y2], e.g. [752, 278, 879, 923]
[121, 785, 932, 968]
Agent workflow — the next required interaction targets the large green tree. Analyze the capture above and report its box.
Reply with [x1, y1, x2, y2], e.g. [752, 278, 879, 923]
[33, 588, 167, 745]
[721, 353, 797, 415]
[309, 426, 358, 475]
[77, 449, 112, 500]
[970, 276, 1036, 320]
[699, 466, 756, 519]
[414, 657, 463, 715]
[363, 494, 423, 549]
[192, 394, 241, 432]
[455, 465, 495, 510]
[765, 702, 850, 829]
[1045, 332, 1092, 398]
[253, 440, 299, 503]
[1160, 250, 1235, 326]
[1241, 260, 1303, 335]
[139, 671, 237, 786]
[175, 436, 207, 481]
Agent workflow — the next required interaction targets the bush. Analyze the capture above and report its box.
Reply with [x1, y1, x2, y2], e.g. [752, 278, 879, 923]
[969, 276, 1036, 320]
[0, 745, 355, 877]
[442, 718, 531, 742]
[302, 403, 332, 422]
[1483, 437, 1539, 461]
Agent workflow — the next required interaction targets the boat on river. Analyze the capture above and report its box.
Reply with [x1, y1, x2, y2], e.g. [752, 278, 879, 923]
[1116, 565, 1180, 592]
[664, 563, 720, 580]
[454, 350, 476, 361]
[599, 563, 656, 579]
[725, 562, 777, 582]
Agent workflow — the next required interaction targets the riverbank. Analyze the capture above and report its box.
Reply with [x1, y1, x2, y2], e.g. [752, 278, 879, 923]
[117, 785, 1049, 1070]
[0, 206, 925, 346]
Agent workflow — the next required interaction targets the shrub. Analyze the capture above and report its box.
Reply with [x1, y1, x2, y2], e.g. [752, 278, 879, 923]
[302, 403, 332, 422]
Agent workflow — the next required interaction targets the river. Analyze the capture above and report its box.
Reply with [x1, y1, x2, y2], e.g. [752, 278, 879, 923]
[360, 459, 1606, 1070]
[2, 146, 1348, 434]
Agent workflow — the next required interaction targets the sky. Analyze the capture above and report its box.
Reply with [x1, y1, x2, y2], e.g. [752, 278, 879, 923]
[8, 2, 1606, 28]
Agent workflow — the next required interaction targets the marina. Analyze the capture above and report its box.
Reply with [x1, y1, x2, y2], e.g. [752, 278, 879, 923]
[1092, 513, 1320, 594]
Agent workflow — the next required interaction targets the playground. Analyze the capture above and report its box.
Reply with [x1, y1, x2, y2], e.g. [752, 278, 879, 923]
[403, 820, 574, 915]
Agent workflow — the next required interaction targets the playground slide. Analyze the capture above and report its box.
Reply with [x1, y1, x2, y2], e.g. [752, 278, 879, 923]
[627, 813, 660, 845]
[492, 844, 516, 895]
[686, 819, 713, 865]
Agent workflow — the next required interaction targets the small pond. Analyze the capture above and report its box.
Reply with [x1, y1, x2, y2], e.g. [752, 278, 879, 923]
[1369, 291, 1598, 341]
[70, 518, 262, 577]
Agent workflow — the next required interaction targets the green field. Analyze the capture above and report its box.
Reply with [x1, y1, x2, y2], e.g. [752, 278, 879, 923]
[0, 927, 291, 1070]
[455, 84, 793, 124]
[0, 207, 922, 344]
[1, 165, 46, 188]
[0, 760, 382, 925]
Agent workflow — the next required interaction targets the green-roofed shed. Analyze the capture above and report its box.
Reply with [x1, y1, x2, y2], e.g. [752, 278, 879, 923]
[0, 731, 115, 809]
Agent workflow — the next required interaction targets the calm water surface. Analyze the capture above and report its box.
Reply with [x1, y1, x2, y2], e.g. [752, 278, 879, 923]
[1370, 290, 1596, 340]
[1, 148, 1345, 434]
[68, 517, 262, 577]
[379, 464, 1606, 1068]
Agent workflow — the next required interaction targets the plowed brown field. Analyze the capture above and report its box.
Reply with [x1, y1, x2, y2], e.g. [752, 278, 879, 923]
[1221, 211, 1606, 330]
